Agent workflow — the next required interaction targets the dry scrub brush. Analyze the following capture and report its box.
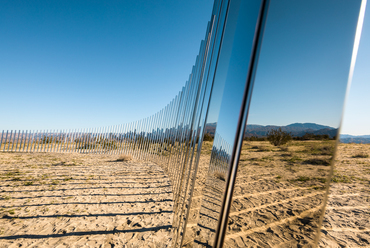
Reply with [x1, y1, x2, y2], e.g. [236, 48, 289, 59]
[352, 152, 369, 158]
[267, 128, 292, 146]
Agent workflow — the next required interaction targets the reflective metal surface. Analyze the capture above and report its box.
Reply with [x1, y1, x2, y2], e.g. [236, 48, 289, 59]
[223, 0, 364, 247]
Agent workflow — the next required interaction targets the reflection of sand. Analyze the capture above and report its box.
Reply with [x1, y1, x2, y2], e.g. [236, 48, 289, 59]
[187, 141, 369, 247]
[181, 153, 216, 247]
[192, 176, 224, 247]
[0, 152, 173, 247]
[319, 143, 370, 247]
[181, 143, 222, 247]
[182, 140, 332, 247]
[223, 141, 332, 247]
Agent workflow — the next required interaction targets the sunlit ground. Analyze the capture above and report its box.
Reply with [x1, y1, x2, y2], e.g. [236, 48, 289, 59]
[0, 153, 173, 247]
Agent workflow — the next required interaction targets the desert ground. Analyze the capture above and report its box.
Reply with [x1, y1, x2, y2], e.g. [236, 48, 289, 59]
[320, 143, 370, 248]
[0, 152, 173, 247]
[184, 141, 370, 247]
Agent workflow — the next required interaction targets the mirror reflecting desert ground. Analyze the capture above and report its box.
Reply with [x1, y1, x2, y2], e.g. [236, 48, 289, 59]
[224, 138, 334, 247]
[182, 140, 220, 247]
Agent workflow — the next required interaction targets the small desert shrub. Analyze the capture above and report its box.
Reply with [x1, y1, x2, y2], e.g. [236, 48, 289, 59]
[284, 155, 302, 164]
[24, 181, 33, 186]
[117, 155, 133, 162]
[258, 147, 271, 152]
[296, 176, 310, 182]
[332, 174, 351, 183]
[239, 157, 248, 162]
[304, 158, 331, 166]
[203, 133, 214, 141]
[51, 180, 59, 185]
[281, 153, 292, 157]
[314, 177, 327, 183]
[352, 153, 369, 158]
[267, 128, 292, 146]
[319, 145, 334, 156]
[4, 170, 22, 177]
[305, 145, 334, 156]
[250, 146, 270, 152]
[41, 136, 58, 144]
[78, 144, 92, 149]
[42, 174, 49, 179]
[214, 172, 226, 181]
[260, 156, 273, 161]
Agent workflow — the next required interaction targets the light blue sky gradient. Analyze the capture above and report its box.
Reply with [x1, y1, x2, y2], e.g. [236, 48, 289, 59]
[0, 1, 369, 135]
[246, 0, 362, 130]
[0, 0, 213, 130]
[341, 1, 370, 135]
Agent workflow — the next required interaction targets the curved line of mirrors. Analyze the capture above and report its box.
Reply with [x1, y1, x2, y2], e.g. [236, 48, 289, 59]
[0, 0, 367, 247]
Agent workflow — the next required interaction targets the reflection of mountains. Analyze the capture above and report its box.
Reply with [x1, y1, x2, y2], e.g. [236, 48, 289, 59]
[340, 134, 370, 144]
[205, 122, 338, 138]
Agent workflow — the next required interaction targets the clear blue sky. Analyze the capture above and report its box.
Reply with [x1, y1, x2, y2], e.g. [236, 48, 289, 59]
[207, 0, 366, 146]
[1, 0, 369, 136]
[0, 0, 213, 130]
[245, 0, 364, 131]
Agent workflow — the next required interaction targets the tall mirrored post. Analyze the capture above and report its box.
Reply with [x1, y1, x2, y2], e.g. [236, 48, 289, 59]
[319, 1, 368, 247]
[224, 0, 364, 247]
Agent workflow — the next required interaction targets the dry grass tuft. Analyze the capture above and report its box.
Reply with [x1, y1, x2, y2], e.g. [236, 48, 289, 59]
[352, 153, 369, 158]
[117, 155, 133, 162]
[304, 158, 331, 166]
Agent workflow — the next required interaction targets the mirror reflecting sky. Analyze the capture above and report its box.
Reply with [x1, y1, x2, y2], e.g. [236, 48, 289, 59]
[207, 0, 361, 133]
[247, 0, 361, 128]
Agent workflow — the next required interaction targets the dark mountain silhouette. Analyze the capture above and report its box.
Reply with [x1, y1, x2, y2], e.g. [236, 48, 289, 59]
[205, 122, 217, 136]
[285, 123, 333, 131]
[205, 122, 338, 138]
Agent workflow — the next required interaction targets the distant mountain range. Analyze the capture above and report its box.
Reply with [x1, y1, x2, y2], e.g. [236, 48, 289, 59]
[205, 122, 338, 138]
[340, 134, 370, 144]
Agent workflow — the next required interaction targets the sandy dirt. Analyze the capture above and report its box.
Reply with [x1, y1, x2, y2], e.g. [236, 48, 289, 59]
[183, 141, 370, 248]
[0, 152, 173, 247]
[223, 140, 332, 247]
[1, 142, 369, 248]
[319, 143, 370, 248]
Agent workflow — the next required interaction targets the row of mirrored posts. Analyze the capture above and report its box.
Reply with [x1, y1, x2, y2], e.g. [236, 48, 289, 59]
[1, 0, 368, 247]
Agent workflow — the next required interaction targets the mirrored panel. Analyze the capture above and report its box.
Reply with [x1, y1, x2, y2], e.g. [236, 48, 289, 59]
[320, 4, 370, 244]
[224, 0, 363, 247]
[188, 0, 267, 247]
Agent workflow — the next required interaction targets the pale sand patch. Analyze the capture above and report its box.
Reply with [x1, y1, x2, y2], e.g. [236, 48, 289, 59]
[319, 143, 370, 248]
[0, 152, 173, 247]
